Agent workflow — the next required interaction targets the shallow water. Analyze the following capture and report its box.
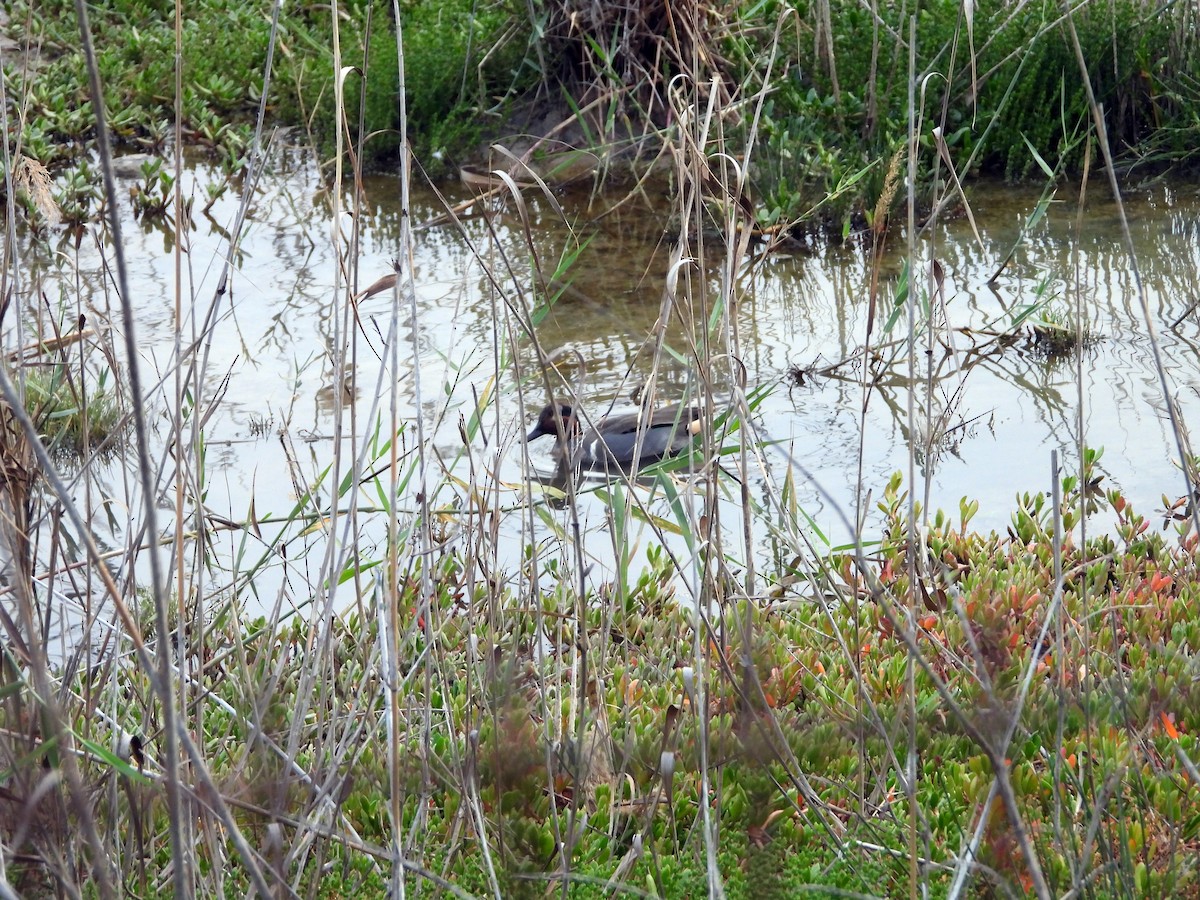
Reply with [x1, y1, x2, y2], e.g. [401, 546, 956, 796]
[8, 147, 1200, 624]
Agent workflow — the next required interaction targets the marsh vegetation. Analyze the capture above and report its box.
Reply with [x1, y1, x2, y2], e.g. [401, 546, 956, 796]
[1, 1, 1199, 898]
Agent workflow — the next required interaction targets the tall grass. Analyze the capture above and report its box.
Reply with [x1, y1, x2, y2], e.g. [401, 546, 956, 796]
[0, 1, 1198, 899]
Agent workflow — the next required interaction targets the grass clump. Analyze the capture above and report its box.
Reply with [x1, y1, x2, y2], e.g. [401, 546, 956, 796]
[16, 363, 124, 455]
[734, 0, 1199, 233]
[281, 0, 527, 174]
[1024, 304, 1099, 362]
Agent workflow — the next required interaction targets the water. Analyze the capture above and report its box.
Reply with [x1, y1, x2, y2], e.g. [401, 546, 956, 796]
[7, 146, 1200, 625]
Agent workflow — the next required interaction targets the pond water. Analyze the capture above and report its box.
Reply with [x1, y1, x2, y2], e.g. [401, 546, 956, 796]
[10, 145, 1200, 624]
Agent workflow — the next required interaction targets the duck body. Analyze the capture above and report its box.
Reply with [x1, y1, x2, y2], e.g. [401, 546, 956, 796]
[526, 403, 702, 472]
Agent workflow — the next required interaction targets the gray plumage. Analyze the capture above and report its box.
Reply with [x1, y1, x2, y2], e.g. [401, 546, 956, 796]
[526, 402, 702, 471]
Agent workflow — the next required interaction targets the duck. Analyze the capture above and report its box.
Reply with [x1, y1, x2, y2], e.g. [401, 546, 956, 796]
[525, 402, 703, 472]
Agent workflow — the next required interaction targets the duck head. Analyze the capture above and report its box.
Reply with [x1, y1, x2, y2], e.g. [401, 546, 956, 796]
[526, 403, 579, 443]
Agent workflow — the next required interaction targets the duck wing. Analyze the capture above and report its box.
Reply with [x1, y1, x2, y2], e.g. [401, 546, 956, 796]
[577, 405, 702, 469]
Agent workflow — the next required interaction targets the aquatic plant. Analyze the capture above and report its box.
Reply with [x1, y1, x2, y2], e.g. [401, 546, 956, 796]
[1024, 303, 1100, 362]
[19, 363, 126, 455]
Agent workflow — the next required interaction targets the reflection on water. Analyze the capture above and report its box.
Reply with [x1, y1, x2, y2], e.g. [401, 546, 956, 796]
[7, 146, 1200, 619]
